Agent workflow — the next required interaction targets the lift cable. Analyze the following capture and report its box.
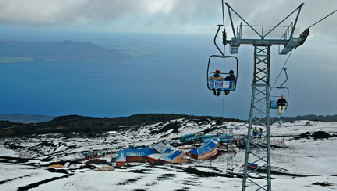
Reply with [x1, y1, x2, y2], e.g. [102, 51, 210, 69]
[307, 9, 337, 30]
[279, 68, 289, 88]
[225, 2, 262, 38]
[263, 3, 304, 39]
[213, 0, 227, 57]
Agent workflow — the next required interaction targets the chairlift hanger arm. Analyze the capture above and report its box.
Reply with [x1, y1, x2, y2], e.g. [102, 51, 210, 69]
[212, 0, 229, 56]
[280, 68, 289, 87]
[214, 25, 225, 56]
[273, 52, 291, 87]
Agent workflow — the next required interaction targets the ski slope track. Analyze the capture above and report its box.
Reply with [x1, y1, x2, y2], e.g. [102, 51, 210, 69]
[0, 118, 337, 191]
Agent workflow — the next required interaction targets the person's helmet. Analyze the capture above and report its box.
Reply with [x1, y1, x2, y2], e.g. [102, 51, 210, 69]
[229, 70, 234, 74]
[215, 69, 221, 73]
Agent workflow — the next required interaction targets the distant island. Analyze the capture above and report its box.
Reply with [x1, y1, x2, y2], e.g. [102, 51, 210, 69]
[0, 57, 34, 64]
[0, 40, 126, 63]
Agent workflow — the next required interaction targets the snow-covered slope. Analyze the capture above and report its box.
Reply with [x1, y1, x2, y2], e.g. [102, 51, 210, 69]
[0, 118, 336, 191]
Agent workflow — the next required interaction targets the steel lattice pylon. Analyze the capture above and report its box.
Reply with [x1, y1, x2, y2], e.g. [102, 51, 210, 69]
[207, 1, 335, 190]
[242, 46, 272, 191]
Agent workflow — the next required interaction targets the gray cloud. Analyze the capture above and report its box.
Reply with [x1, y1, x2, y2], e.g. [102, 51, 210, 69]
[0, 0, 335, 37]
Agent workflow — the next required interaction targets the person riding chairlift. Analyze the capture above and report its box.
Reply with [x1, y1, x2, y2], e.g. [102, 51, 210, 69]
[211, 69, 223, 96]
[276, 96, 288, 115]
[224, 70, 236, 95]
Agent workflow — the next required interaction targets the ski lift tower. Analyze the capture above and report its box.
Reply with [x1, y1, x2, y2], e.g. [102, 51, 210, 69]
[220, 2, 309, 191]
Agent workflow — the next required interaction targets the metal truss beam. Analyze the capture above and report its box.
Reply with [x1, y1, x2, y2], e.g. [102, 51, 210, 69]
[242, 45, 271, 191]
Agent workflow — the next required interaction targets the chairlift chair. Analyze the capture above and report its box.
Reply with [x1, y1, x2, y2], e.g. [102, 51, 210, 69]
[270, 86, 290, 112]
[207, 55, 239, 94]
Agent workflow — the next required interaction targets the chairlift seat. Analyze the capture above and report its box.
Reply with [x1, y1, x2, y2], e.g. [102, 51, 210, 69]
[207, 55, 239, 94]
[208, 78, 235, 91]
[270, 100, 278, 109]
[270, 99, 288, 110]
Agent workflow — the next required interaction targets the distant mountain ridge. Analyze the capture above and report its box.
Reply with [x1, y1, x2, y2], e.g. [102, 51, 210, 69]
[0, 114, 54, 123]
[0, 40, 126, 63]
[0, 114, 241, 137]
[275, 114, 337, 122]
[0, 113, 336, 137]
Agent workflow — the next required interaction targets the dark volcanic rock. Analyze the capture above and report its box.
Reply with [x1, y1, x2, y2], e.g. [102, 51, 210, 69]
[17, 174, 72, 191]
[312, 182, 335, 187]
[312, 131, 331, 140]
[294, 131, 311, 140]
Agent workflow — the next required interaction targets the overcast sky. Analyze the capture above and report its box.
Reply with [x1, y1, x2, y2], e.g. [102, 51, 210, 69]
[0, 0, 336, 37]
[0, 0, 336, 118]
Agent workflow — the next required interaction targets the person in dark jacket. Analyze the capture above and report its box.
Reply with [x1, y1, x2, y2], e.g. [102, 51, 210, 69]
[277, 96, 288, 114]
[210, 69, 223, 96]
[224, 70, 236, 95]
[213, 69, 221, 78]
